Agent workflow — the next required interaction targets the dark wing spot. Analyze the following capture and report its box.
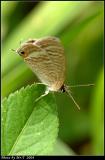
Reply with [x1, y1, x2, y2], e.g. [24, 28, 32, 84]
[60, 84, 65, 93]
[26, 40, 36, 43]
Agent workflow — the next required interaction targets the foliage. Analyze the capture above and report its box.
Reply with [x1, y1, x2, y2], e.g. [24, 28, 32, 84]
[1, 1, 104, 155]
[2, 84, 59, 155]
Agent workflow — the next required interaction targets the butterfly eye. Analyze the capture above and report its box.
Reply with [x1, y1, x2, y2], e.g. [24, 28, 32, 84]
[20, 51, 25, 55]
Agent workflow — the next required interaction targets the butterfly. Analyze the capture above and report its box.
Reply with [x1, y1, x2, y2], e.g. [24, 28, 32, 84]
[12, 36, 94, 110]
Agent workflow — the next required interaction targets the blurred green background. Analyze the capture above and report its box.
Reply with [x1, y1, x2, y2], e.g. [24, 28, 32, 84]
[1, 1, 104, 155]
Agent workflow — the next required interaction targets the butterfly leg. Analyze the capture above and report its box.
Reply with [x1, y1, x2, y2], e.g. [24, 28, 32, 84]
[35, 88, 49, 103]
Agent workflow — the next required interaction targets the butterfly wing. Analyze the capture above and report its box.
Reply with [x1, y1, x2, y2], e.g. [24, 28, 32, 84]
[25, 37, 66, 91]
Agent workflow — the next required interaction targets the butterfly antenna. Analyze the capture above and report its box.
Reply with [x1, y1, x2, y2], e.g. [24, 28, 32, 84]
[10, 49, 16, 52]
[64, 85, 80, 110]
[70, 84, 94, 88]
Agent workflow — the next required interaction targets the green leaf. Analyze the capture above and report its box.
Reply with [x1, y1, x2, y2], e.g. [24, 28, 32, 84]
[51, 139, 76, 155]
[1, 83, 59, 155]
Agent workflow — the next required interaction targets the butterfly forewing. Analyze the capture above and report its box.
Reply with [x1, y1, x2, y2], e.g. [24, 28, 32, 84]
[25, 37, 66, 91]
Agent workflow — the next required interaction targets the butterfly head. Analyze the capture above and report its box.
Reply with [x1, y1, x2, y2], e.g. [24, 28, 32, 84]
[16, 43, 30, 58]
[16, 40, 41, 58]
